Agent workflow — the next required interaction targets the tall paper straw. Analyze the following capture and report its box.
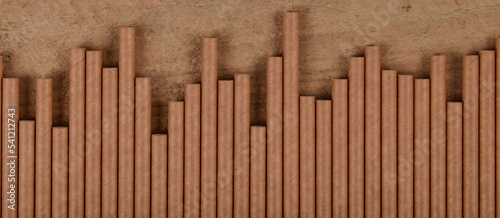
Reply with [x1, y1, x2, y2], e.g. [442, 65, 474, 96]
[85, 51, 102, 217]
[2, 78, 18, 218]
[102, 68, 118, 217]
[299, 96, 316, 217]
[447, 102, 463, 217]
[234, 74, 250, 217]
[217, 80, 234, 217]
[35, 78, 52, 217]
[479, 50, 495, 217]
[414, 79, 430, 217]
[266, 57, 283, 218]
[152, 134, 168, 217]
[184, 84, 201, 218]
[283, 12, 300, 217]
[332, 79, 348, 218]
[430, 55, 446, 217]
[348, 57, 364, 217]
[250, 126, 266, 218]
[381, 70, 397, 218]
[52, 127, 68, 217]
[135, 77, 152, 217]
[462, 55, 479, 217]
[168, 101, 185, 217]
[364, 46, 381, 217]
[201, 38, 218, 218]
[68, 48, 85, 218]
[397, 75, 414, 217]
[19, 121, 35, 217]
[118, 27, 136, 218]
[316, 100, 332, 217]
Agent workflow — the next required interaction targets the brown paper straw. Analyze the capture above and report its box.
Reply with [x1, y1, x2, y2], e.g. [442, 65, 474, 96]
[364, 46, 381, 217]
[447, 102, 462, 217]
[430, 55, 446, 217]
[234, 74, 250, 217]
[118, 27, 135, 218]
[381, 70, 397, 218]
[300, 96, 316, 217]
[135, 77, 152, 217]
[0, 56, 2, 218]
[19, 121, 35, 217]
[201, 38, 217, 218]
[250, 126, 266, 218]
[168, 101, 185, 217]
[68, 48, 85, 218]
[52, 127, 68, 217]
[102, 68, 118, 217]
[316, 100, 332, 217]
[184, 84, 201, 218]
[479, 50, 495, 217]
[266, 57, 283, 218]
[283, 12, 300, 217]
[496, 38, 500, 217]
[35, 78, 52, 217]
[348, 57, 364, 217]
[217, 80, 234, 218]
[2, 78, 18, 218]
[397, 75, 414, 217]
[85, 51, 102, 217]
[462, 55, 479, 217]
[152, 134, 168, 217]
[414, 79, 430, 217]
[332, 79, 348, 218]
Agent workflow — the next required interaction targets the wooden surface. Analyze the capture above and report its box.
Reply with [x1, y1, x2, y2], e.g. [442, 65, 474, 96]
[0, 0, 499, 127]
